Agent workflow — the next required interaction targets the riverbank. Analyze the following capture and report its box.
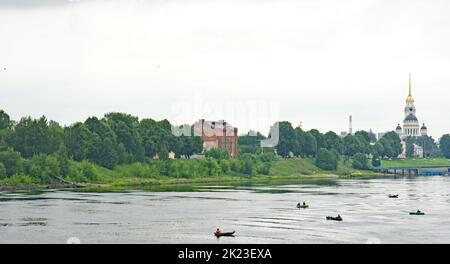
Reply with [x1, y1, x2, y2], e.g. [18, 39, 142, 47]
[380, 158, 450, 168]
[0, 158, 382, 192]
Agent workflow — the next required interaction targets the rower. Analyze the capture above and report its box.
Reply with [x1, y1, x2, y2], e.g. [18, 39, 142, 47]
[215, 228, 221, 236]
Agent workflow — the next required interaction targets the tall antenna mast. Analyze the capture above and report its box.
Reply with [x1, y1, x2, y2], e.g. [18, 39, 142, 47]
[349, 115, 353, 135]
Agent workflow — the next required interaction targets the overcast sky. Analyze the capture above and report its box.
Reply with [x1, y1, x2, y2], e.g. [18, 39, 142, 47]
[1, 0, 449, 138]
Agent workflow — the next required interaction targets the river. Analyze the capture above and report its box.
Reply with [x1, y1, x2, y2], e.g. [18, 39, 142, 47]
[1, 176, 450, 244]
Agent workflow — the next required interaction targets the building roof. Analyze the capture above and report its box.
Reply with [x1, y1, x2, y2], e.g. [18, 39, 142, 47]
[421, 123, 427, 130]
[404, 114, 418, 122]
[396, 124, 402, 130]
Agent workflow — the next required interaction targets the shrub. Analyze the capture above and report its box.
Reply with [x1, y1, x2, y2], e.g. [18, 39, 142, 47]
[26, 154, 60, 184]
[0, 175, 34, 185]
[242, 158, 255, 176]
[205, 148, 230, 160]
[257, 162, 271, 175]
[66, 160, 99, 183]
[219, 160, 231, 174]
[205, 158, 221, 176]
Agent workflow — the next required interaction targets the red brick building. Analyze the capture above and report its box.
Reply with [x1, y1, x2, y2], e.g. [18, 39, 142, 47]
[193, 119, 238, 158]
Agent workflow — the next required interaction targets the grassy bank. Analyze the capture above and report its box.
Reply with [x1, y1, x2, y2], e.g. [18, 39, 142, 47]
[0, 157, 380, 191]
[381, 158, 450, 168]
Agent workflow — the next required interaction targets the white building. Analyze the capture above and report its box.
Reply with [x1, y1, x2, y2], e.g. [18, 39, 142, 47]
[395, 74, 428, 139]
[395, 74, 428, 158]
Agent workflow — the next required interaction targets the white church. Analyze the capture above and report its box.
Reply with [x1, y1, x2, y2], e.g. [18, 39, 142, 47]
[395, 74, 428, 158]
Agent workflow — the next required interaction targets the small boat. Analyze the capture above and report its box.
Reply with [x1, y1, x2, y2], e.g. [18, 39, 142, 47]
[214, 231, 235, 237]
[388, 194, 399, 198]
[326, 216, 343, 221]
[409, 211, 425, 216]
[297, 203, 309, 209]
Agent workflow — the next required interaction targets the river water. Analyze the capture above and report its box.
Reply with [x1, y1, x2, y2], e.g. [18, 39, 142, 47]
[1, 176, 450, 244]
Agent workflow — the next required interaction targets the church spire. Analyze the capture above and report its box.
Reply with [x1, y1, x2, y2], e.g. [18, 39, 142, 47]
[406, 73, 414, 103]
[409, 73, 412, 96]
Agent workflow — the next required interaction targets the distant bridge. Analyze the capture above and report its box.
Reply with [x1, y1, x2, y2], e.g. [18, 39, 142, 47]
[373, 166, 450, 176]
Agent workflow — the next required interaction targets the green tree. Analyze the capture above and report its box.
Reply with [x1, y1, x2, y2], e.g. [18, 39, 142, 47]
[315, 148, 338, 170]
[276, 121, 298, 158]
[104, 113, 145, 162]
[303, 131, 318, 157]
[309, 129, 327, 150]
[85, 117, 122, 168]
[8, 116, 63, 158]
[0, 148, 23, 177]
[378, 138, 394, 158]
[324, 131, 343, 154]
[440, 134, 450, 159]
[343, 135, 365, 157]
[372, 142, 385, 157]
[0, 162, 6, 179]
[372, 152, 381, 167]
[64, 122, 93, 161]
[352, 153, 369, 170]
[56, 143, 70, 176]
[381, 132, 402, 158]
[405, 140, 415, 158]
[0, 110, 10, 129]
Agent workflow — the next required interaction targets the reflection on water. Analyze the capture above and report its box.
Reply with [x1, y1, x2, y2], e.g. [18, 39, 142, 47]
[1, 176, 450, 243]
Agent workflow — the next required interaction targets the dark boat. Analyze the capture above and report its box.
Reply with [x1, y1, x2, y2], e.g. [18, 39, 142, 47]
[297, 203, 309, 209]
[214, 231, 235, 237]
[326, 216, 343, 221]
[409, 210, 425, 216]
[388, 194, 399, 198]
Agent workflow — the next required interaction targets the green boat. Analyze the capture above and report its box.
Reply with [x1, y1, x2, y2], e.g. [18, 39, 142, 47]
[409, 210, 425, 215]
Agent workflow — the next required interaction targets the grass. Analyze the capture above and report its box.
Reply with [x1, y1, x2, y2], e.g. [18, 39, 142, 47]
[380, 158, 450, 168]
[1, 157, 382, 191]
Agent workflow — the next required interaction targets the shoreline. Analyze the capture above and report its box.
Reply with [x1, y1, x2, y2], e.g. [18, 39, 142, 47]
[0, 172, 385, 192]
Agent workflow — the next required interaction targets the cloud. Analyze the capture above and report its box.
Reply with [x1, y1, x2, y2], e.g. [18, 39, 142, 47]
[0, 0, 449, 138]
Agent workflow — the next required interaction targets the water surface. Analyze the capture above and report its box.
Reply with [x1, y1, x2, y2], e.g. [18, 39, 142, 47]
[1, 176, 450, 243]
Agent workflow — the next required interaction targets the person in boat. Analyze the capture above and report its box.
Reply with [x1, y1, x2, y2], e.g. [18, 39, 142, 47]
[215, 228, 221, 236]
[303, 202, 306, 206]
[337, 214, 342, 219]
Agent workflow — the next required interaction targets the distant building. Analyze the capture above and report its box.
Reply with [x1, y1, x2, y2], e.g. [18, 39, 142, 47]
[193, 119, 238, 158]
[168, 151, 176, 159]
[399, 141, 423, 159]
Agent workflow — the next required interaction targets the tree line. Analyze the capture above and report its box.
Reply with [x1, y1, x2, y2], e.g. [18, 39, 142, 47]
[1, 109, 450, 183]
[239, 121, 447, 171]
[0, 110, 274, 183]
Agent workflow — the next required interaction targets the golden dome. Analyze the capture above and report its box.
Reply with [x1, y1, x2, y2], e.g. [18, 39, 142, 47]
[406, 94, 414, 103]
